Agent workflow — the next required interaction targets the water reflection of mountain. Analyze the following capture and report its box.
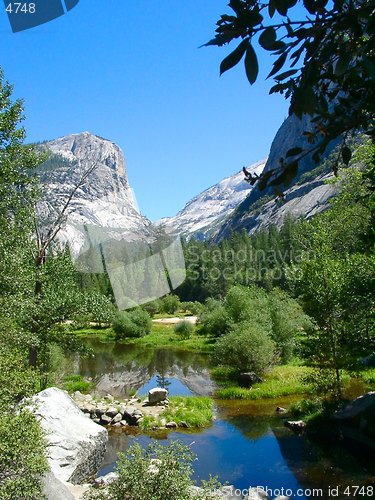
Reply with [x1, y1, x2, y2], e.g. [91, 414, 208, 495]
[77, 340, 216, 397]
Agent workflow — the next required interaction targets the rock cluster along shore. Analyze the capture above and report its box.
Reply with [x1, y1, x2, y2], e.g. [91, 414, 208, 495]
[72, 387, 177, 429]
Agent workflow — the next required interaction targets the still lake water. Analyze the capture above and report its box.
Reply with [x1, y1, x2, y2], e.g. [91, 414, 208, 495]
[75, 339, 375, 499]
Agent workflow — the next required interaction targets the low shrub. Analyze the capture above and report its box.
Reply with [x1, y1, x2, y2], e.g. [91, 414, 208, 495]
[85, 441, 221, 500]
[142, 299, 161, 317]
[159, 294, 181, 315]
[113, 308, 152, 339]
[198, 299, 230, 337]
[180, 301, 204, 315]
[289, 398, 323, 419]
[174, 320, 194, 339]
[63, 374, 93, 394]
[212, 322, 275, 374]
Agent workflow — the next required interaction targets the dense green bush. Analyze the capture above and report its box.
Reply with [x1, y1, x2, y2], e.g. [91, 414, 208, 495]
[174, 320, 194, 339]
[0, 411, 48, 499]
[63, 374, 93, 394]
[85, 441, 221, 500]
[142, 299, 161, 317]
[113, 308, 152, 339]
[159, 294, 181, 315]
[87, 442, 191, 500]
[268, 288, 314, 362]
[0, 324, 48, 499]
[224, 285, 271, 329]
[180, 301, 204, 315]
[198, 301, 230, 337]
[212, 322, 275, 374]
[199, 285, 308, 361]
[80, 292, 115, 326]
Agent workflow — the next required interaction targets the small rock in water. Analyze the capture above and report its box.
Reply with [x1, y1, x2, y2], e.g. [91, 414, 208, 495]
[166, 421, 177, 428]
[285, 420, 306, 431]
[276, 406, 287, 413]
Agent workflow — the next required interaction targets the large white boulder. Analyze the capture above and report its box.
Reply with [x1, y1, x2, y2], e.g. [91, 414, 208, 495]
[148, 387, 168, 404]
[32, 387, 108, 484]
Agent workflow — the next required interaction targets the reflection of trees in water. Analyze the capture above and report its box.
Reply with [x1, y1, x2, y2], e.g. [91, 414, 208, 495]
[78, 341, 209, 379]
[73, 341, 214, 396]
[226, 415, 272, 441]
[156, 374, 171, 390]
[272, 426, 375, 496]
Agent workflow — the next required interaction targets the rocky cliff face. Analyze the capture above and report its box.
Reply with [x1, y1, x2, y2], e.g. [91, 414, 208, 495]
[37, 131, 153, 254]
[156, 115, 337, 241]
[157, 159, 266, 239]
[216, 114, 337, 238]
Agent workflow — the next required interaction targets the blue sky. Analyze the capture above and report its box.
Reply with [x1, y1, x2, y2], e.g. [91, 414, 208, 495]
[0, 0, 290, 220]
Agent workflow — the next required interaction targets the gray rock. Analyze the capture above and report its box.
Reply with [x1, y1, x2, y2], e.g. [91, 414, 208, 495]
[148, 387, 168, 404]
[333, 392, 375, 443]
[276, 407, 287, 413]
[95, 471, 118, 487]
[285, 420, 306, 431]
[118, 404, 127, 414]
[111, 413, 123, 424]
[166, 421, 177, 428]
[74, 390, 85, 401]
[95, 406, 106, 417]
[120, 420, 128, 426]
[106, 407, 118, 418]
[123, 406, 136, 417]
[42, 471, 75, 500]
[32, 387, 108, 485]
[334, 391, 375, 420]
[101, 414, 112, 425]
[123, 406, 140, 425]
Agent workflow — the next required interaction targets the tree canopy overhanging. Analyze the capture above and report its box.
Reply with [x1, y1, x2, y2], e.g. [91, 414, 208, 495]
[206, 0, 375, 189]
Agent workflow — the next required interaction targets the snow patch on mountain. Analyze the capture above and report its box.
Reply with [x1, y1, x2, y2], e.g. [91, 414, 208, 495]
[157, 159, 266, 239]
